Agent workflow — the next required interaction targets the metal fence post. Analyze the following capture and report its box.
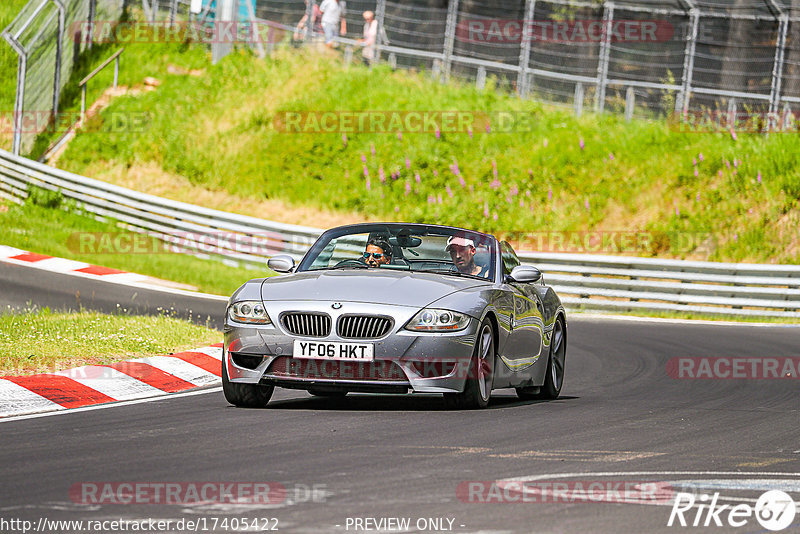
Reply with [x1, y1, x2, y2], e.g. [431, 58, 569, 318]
[88, 0, 97, 50]
[679, 7, 699, 115]
[768, 14, 788, 125]
[374, 0, 386, 63]
[169, 0, 178, 24]
[727, 98, 737, 129]
[476, 66, 486, 90]
[3, 31, 27, 156]
[574, 82, 584, 117]
[517, 0, 536, 98]
[51, 0, 66, 120]
[442, 0, 460, 83]
[304, 0, 314, 42]
[625, 87, 634, 121]
[594, 1, 614, 113]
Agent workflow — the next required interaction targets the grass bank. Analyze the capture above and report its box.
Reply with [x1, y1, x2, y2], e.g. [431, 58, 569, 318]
[0, 306, 220, 376]
[51, 47, 800, 264]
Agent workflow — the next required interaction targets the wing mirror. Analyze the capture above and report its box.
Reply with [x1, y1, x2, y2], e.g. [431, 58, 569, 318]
[267, 255, 295, 273]
[508, 265, 542, 283]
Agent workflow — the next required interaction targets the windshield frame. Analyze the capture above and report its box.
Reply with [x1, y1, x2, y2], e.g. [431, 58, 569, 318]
[296, 223, 497, 283]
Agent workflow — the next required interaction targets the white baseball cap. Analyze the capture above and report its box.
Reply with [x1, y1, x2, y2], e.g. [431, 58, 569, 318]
[445, 235, 475, 251]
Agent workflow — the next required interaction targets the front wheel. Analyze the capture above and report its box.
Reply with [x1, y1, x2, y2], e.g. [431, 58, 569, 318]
[444, 318, 495, 410]
[516, 317, 565, 400]
[222, 359, 274, 408]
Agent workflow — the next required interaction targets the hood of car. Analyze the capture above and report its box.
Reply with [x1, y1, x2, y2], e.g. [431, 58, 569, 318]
[260, 269, 487, 307]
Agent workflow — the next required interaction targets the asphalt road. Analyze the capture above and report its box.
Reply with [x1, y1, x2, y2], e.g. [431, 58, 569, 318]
[0, 262, 227, 328]
[1, 263, 799, 533]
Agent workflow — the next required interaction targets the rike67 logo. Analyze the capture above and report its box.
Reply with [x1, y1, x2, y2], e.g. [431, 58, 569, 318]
[668, 490, 796, 531]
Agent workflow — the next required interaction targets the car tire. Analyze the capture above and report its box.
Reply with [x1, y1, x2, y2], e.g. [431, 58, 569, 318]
[308, 388, 348, 398]
[222, 358, 274, 408]
[516, 316, 565, 401]
[443, 318, 495, 410]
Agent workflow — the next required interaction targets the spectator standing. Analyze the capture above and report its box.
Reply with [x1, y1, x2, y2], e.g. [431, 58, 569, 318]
[319, 0, 346, 47]
[358, 10, 378, 64]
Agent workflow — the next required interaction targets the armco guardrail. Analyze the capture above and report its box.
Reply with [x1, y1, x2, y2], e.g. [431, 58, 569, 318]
[1, 148, 799, 319]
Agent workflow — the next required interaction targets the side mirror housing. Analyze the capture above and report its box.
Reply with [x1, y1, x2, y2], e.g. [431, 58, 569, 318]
[508, 265, 541, 283]
[267, 255, 295, 273]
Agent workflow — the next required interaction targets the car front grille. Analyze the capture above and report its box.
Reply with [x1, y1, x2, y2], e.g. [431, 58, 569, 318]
[337, 315, 393, 339]
[281, 312, 331, 337]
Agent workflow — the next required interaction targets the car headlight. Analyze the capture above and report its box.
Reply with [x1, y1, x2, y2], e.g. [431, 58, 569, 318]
[406, 308, 470, 332]
[228, 301, 271, 325]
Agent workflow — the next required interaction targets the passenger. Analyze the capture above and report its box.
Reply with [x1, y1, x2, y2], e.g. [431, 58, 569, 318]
[446, 235, 489, 277]
[362, 236, 391, 267]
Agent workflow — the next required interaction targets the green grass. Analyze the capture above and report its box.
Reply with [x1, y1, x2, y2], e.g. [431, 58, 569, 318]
[53, 47, 800, 264]
[0, 196, 266, 296]
[0, 306, 221, 376]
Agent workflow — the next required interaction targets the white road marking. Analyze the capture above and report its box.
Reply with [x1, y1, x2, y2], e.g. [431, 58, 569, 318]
[498, 470, 800, 507]
[185, 346, 223, 360]
[0, 387, 222, 423]
[129, 356, 220, 386]
[0, 380, 64, 417]
[54, 366, 164, 400]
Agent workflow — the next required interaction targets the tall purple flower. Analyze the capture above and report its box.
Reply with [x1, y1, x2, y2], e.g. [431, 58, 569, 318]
[467, 128, 472, 138]
[363, 165, 369, 178]
[446, 184, 453, 198]
[757, 171, 762, 183]
[437, 193, 443, 204]
[609, 153, 614, 161]
[342, 133, 347, 147]
[379, 167, 386, 184]
[361, 153, 367, 164]
[459, 176, 466, 188]
[366, 178, 371, 191]
[584, 199, 590, 211]
[694, 168, 698, 177]
[699, 153, 704, 162]
[436, 128, 441, 139]
[483, 202, 490, 218]
[405, 157, 411, 170]
[490, 179, 501, 190]
[548, 187, 553, 202]
[693, 158, 697, 166]
[397, 131, 403, 140]
[415, 171, 421, 184]
[485, 122, 491, 133]
[579, 137, 585, 151]
[405, 182, 411, 196]
[370, 144, 375, 157]
[730, 128, 738, 141]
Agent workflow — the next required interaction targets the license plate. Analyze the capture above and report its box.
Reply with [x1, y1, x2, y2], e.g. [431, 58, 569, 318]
[293, 340, 374, 361]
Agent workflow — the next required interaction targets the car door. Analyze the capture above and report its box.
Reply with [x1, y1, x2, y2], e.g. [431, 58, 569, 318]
[499, 241, 544, 371]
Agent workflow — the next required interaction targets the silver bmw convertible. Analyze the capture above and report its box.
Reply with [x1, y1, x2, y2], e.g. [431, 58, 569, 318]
[222, 223, 566, 409]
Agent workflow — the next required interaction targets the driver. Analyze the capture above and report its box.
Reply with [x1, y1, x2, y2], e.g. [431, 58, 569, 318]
[446, 235, 488, 277]
[362, 236, 392, 267]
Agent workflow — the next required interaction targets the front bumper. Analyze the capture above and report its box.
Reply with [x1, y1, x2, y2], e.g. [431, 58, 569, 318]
[224, 301, 479, 394]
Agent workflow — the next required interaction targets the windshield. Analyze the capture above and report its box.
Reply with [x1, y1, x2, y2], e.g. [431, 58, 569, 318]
[296, 224, 496, 282]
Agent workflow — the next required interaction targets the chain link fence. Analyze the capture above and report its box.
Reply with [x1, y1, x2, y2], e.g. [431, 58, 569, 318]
[1, 0, 129, 155]
[254, 0, 800, 124]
